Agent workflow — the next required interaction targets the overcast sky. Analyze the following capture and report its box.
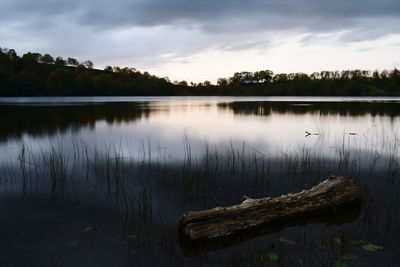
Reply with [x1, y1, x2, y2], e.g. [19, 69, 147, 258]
[1, 0, 400, 82]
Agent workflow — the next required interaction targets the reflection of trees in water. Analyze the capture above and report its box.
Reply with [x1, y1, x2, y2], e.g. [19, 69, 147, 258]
[218, 101, 400, 117]
[0, 103, 160, 141]
[1, 100, 399, 142]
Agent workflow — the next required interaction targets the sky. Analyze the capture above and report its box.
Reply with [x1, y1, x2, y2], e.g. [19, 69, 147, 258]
[1, 0, 400, 83]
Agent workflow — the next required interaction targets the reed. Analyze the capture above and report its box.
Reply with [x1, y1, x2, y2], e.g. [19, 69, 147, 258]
[0, 130, 398, 265]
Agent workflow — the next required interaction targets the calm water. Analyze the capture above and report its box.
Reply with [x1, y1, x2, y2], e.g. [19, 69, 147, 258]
[0, 97, 399, 267]
[0, 96, 399, 163]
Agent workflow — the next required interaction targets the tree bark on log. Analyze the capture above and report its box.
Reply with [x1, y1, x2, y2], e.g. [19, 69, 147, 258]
[179, 176, 363, 255]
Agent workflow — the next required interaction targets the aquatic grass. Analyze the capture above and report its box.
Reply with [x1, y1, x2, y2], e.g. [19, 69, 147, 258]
[0, 130, 399, 265]
[3, 132, 399, 201]
[203, 140, 210, 176]
[17, 143, 28, 197]
[42, 146, 70, 201]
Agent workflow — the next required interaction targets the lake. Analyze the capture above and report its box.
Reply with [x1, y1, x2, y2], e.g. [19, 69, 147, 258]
[0, 96, 399, 266]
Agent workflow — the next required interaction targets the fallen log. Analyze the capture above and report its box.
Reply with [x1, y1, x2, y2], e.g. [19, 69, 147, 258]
[179, 176, 363, 255]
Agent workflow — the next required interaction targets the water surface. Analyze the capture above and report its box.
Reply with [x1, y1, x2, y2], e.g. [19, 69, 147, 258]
[1, 96, 399, 162]
[0, 96, 399, 267]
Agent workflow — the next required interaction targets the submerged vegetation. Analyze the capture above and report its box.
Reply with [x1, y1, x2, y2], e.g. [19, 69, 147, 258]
[1, 131, 399, 266]
[1, 47, 400, 96]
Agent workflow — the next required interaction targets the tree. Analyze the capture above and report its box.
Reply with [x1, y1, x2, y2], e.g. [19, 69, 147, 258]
[391, 68, 400, 85]
[112, 66, 121, 73]
[143, 71, 151, 78]
[372, 70, 380, 80]
[217, 78, 228, 87]
[381, 70, 389, 79]
[273, 74, 288, 82]
[362, 70, 370, 78]
[41, 54, 54, 64]
[22, 52, 42, 62]
[83, 60, 93, 69]
[121, 67, 132, 74]
[203, 80, 212, 86]
[351, 70, 362, 80]
[67, 57, 79, 67]
[254, 70, 274, 84]
[0, 49, 10, 64]
[7, 49, 18, 61]
[390, 68, 399, 78]
[55, 57, 66, 66]
[310, 72, 320, 80]
[293, 73, 310, 81]
[341, 70, 351, 80]
[230, 72, 254, 84]
[320, 71, 333, 80]
[178, 80, 188, 86]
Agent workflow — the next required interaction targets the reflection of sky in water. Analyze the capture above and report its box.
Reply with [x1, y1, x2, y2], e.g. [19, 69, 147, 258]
[0, 97, 399, 267]
[0, 97, 399, 163]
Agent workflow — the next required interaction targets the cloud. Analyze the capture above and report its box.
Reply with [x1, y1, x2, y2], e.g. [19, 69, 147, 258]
[2, 0, 400, 33]
[1, 0, 399, 82]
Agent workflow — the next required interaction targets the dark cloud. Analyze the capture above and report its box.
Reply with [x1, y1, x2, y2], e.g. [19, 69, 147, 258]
[2, 0, 400, 33]
[1, 0, 399, 79]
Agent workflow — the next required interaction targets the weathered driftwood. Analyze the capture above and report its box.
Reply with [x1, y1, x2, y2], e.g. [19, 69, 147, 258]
[179, 176, 363, 255]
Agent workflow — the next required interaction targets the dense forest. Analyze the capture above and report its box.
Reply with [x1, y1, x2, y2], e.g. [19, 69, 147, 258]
[1, 47, 399, 96]
[0, 48, 176, 96]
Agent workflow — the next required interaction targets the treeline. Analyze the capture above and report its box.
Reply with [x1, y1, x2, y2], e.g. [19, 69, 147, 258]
[179, 69, 400, 96]
[1, 47, 399, 96]
[0, 48, 175, 96]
